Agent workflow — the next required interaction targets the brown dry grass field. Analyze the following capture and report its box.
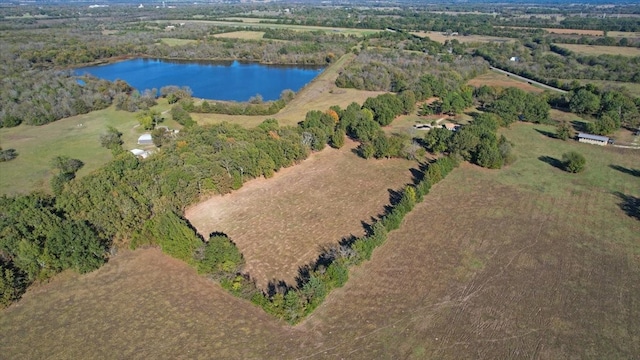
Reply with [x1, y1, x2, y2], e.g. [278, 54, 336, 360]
[608, 31, 640, 39]
[186, 139, 417, 288]
[411, 31, 513, 44]
[2, 122, 639, 359]
[212, 30, 266, 40]
[557, 43, 640, 56]
[500, 27, 604, 36]
[543, 27, 604, 36]
[467, 71, 545, 93]
[192, 53, 386, 128]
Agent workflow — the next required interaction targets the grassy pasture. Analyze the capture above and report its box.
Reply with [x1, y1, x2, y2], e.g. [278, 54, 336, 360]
[186, 139, 417, 288]
[192, 53, 386, 128]
[557, 43, 640, 56]
[0, 100, 175, 196]
[159, 38, 197, 46]
[608, 31, 640, 39]
[411, 31, 513, 44]
[467, 71, 545, 93]
[308, 126, 640, 357]
[212, 31, 266, 40]
[2, 123, 638, 358]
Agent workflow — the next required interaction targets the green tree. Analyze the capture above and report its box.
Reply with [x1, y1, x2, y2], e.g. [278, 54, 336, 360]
[99, 126, 124, 155]
[330, 129, 345, 149]
[569, 89, 600, 115]
[136, 109, 162, 130]
[423, 127, 452, 153]
[556, 121, 573, 140]
[562, 151, 586, 173]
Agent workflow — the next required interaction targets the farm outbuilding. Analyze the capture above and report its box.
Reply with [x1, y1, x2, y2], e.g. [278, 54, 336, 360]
[443, 123, 461, 131]
[577, 132, 609, 146]
[130, 149, 150, 159]
[137, 134, 153, 145]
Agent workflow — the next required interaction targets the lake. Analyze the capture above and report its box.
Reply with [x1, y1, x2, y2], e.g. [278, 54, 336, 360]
[75, 58, 324, 102]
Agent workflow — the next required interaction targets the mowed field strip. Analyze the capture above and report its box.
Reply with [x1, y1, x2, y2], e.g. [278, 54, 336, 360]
[186, 139, 417, 288]
[3, 124, 638, 359]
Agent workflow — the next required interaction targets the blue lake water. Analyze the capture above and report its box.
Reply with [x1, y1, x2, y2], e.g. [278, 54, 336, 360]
[75, 58, 324, 101]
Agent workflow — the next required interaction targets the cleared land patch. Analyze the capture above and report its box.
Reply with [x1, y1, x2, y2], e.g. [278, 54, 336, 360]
[186, 139, 417, 288]
[213, 31, 266, 40]
[160, 38, 197, 46]
[467, 71, 545, 93]
[557, 43, 640, 56]
[411, 31, 513, 44]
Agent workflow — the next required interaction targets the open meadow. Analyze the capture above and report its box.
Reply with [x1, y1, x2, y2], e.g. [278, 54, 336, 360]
[159, 38, 197, 46]
[556, 43, 640, 56]
[0, 100, 175, 195]
[467, 71, 545, 93]
[411, 31, 514, 44]
[186, 139, 417, 289]
[2, 121, 639, 358]
[212, 30, 266, 40]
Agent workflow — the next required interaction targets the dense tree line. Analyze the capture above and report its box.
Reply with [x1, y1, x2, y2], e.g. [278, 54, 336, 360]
[475, 41, 640, 87]
[424, 113, 516, 169]
[0, 194, 107, 307]
[335, 48, 487, 94]
[566, 86, 640, 134]
[0, 72, 128, 127]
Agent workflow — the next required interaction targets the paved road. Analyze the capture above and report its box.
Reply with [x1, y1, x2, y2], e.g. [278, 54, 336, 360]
[490, 67, 568, 94]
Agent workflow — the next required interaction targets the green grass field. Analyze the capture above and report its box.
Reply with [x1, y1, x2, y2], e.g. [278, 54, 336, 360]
[0, 100, 175, 196]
